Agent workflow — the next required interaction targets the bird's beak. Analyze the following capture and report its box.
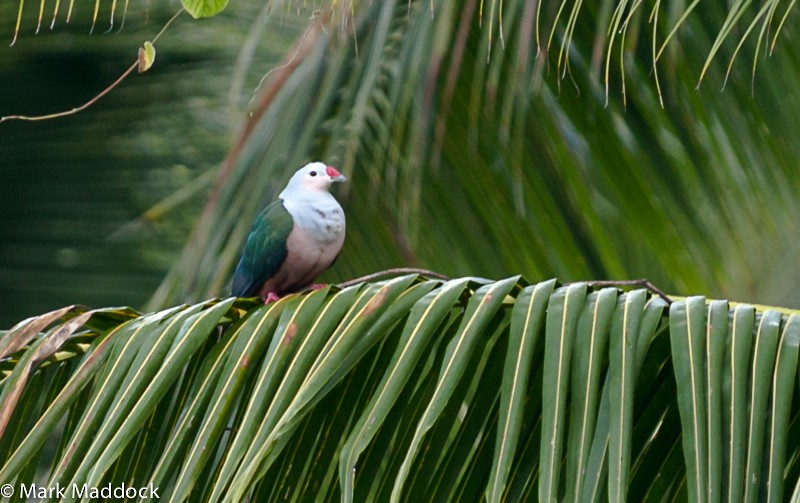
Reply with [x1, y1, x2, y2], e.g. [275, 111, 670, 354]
[326, 165, 347, 182]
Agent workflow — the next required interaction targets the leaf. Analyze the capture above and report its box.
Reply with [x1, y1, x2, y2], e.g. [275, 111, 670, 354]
[209, 289, 354, 500]
[723, 304, 756, 503]
[181, 0, 228, 19]
[138, 42, 156, 73]
[539, 282, 588, 501]
[49, 304, 199, 486]
[0, 317, 134, 483]
[705, 300, 729, 503]
[765, 315, 800, 502]
[486, 279, 555, 503]
[224, 278, 416, 502]
[743, 310, 781, 503]
[669, 296, 709, 503]
[0, 306, 80, 361]
[607, 290, 648, 503]
[164, 299, 285, 501]
[1, 280, 799, 501]
[255, 277, 420, 468]
[69, 298, 236, 493]
[0, 311, 93, 439]
[339, 278, 467, 502]
[565, 287, 618, 502]
[391, 276, 520, 502]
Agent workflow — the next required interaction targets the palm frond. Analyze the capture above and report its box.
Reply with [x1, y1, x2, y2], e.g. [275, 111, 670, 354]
[2, 277, 799, 501]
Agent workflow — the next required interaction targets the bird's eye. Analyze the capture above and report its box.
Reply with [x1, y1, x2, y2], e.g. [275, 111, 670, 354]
[310, 171, 317, 177]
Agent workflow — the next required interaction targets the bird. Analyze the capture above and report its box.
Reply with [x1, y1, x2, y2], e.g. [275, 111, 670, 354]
[231, 162, 347, 303]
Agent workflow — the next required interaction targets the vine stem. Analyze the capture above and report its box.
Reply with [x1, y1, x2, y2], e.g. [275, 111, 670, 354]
[1, 9, 183, 124]
[571, 278, 672, 304]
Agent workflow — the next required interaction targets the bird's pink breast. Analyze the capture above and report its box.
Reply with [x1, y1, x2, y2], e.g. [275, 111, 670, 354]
[259, 224, 344, 296]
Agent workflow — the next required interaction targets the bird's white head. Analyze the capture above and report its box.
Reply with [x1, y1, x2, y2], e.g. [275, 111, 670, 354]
[282, 162, 347, 197]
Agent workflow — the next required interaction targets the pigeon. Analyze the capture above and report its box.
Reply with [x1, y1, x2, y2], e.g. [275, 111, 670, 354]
[231, 162, 347, 302]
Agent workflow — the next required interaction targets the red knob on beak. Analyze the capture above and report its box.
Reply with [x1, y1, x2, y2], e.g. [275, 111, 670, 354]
[326, 166, 347, 182]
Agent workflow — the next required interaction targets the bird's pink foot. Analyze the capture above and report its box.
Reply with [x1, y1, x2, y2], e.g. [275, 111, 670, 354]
[308, 283, 327, 291]
[264, 292, 281, 304]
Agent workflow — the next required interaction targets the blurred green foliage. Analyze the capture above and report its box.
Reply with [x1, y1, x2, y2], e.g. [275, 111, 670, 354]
[3, 0, 800, 328]
[0, 2, 304, 326]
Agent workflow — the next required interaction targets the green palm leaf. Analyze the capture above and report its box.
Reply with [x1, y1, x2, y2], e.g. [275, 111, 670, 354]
[2, 277, 800, 501]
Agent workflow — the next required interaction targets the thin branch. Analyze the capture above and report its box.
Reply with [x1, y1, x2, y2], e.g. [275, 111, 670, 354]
[336, 268, 450, 288]
[0, 61, 137, 123]
[572, 278, 673, 304]
[152, 8, 183, 43]
[1, 9, 182, 124]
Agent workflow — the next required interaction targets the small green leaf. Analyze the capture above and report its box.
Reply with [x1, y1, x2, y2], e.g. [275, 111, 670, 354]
[181, 0, 228, 19]
[138, 41, 156, 73]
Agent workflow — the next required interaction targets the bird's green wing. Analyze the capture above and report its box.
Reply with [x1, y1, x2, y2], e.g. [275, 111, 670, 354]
[231, 199, 293, 297]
